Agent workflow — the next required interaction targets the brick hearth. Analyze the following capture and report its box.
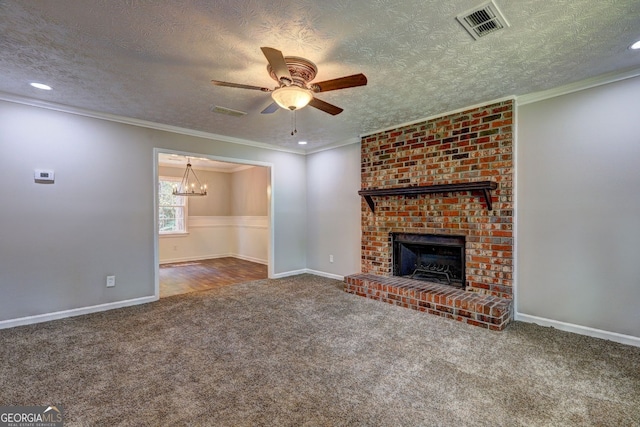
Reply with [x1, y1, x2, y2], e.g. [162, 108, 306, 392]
[345, 274, 512, 330]
[346, 99, 514, 329]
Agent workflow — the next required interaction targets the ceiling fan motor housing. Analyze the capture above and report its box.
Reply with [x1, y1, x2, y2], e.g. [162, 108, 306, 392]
[267, 56, 318, 89]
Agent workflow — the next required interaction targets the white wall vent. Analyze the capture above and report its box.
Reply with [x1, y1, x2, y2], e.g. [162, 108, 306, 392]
[456, 0, 510, 40]
[210, 105, 247, 117]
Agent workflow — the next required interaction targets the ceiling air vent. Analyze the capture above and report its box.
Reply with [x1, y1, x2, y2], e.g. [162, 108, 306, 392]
[456, 0, 510, 40]
[210, 105, 247, 117]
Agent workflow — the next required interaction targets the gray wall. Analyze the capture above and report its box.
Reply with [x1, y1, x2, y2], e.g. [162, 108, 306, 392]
[306, 143, 361, 277]
[0, 100, 305, 321]
[517, 75, 640, 337]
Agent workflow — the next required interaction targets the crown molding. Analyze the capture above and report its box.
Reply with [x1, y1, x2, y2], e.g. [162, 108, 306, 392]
[516, 66, 640, 106]
[0, 92, 306, 155]
[305, 136, 360, 155]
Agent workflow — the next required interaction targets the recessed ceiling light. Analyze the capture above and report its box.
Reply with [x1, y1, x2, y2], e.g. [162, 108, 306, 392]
[630, 40, 640, 50]
[298, 141, 307, 145]
[30, 82, 52, 90]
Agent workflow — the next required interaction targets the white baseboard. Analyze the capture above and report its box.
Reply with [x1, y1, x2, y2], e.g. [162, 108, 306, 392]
[271, 269, 308, 279]
[232, 253, 268, 265]
[270, 268, 344, 280]
[0, 295, 158, 330]
[515, 313, 640, 348]
[160, 253, 267, 265]
[305, 269, 344, 281]
[159, 253, 228, 264]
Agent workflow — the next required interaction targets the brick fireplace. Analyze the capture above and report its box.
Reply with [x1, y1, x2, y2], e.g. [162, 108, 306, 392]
[345, 99, 514, 330]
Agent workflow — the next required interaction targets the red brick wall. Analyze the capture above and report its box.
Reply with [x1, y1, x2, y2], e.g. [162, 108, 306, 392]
[360, 99, 513, 298]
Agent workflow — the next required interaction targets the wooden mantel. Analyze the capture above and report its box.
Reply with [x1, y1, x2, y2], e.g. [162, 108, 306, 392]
[358, 181, 498, 213]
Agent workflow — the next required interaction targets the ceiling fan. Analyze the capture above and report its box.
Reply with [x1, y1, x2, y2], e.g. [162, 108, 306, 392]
[211, 47, 367, 116]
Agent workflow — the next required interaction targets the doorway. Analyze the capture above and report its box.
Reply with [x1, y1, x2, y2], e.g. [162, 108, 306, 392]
[154, 149, 274, 298]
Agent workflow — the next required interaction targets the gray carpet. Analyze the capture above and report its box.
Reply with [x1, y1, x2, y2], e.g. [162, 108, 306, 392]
[0, 274, 638, 426]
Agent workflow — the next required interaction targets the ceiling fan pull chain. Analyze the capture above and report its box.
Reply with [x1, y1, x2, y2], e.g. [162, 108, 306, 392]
[291, 110, 298, 136]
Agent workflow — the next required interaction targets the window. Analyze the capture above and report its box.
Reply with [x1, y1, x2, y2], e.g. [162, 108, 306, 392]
[158, 177, 187, 234]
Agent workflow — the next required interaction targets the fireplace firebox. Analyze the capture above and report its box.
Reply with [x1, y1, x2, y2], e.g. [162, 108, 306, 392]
[392, 233, 466, 288]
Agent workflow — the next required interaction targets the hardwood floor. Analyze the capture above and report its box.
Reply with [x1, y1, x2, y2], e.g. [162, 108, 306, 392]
[159, 257, 268, 298]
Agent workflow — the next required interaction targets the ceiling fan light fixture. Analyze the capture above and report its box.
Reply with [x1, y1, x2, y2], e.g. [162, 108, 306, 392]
[271, 86, 313, 111]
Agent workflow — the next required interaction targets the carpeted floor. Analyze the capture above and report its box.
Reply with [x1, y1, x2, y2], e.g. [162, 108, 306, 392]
[0, 274, 638, 426]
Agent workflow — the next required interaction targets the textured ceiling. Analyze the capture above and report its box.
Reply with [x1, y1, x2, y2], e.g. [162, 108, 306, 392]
[1, 1, 640, 152]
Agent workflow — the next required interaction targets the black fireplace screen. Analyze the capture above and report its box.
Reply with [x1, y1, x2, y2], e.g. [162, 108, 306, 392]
[392, 233, 466, 288]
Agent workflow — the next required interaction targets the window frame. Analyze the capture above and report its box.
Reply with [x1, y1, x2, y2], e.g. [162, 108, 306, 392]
[158, 176, 188, 236]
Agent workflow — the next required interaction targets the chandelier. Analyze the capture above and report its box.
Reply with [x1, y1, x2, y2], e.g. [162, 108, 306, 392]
[172, 159, 207, 196]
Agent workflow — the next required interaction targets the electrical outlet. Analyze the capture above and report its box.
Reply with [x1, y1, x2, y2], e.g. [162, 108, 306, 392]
[329, 254, 334, 263]
[106, 275, 116, 288]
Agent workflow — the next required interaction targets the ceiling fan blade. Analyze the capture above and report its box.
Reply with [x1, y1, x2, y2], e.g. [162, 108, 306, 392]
[310, 73, 367, 92]
[308, 97, 343, 115]
[261, 47, 292, 85]
[211, 80, 271, 92]
[261, 102, 279, 114]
